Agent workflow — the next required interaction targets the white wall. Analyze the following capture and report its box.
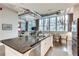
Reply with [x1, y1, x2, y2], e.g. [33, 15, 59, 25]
[73, 4, 79, 20]
[0, 6, 18, 40]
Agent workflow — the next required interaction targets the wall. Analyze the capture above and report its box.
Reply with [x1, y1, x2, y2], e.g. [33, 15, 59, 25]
[73, 4, 79, 19]
[0, 6, 18, 40]
[72, 4, 79, 56]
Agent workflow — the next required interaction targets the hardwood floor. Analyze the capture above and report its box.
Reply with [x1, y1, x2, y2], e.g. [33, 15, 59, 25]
[45, 40, 71, 56]
[45, 47, 68, 56]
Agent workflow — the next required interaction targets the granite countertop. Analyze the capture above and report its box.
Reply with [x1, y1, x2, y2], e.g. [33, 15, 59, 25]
[0, 35, 49, 54]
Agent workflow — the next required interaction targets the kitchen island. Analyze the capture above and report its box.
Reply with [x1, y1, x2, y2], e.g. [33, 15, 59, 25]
[0, 34, 53, 56]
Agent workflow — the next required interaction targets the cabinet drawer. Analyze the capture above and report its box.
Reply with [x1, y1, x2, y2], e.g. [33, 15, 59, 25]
[41, 37, 51, 56]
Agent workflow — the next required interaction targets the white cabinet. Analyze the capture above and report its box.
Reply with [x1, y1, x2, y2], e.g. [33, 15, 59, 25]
[0, 43, 5, 56]
[41, 36, 53, 56]
[50, 36, 53, 47]
[41, 39, 47, 56]
[5, 45, 23, 56]
[4, 35, 53, 56]
[28, 44, 41, 56]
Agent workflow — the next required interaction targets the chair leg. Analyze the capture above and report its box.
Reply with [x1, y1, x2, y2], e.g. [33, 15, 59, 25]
[59, 37, 62, 45]
[66, 36, 68, 47]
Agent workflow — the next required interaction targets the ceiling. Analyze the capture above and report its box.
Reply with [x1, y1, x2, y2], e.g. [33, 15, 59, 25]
[1, 3, 76, 16]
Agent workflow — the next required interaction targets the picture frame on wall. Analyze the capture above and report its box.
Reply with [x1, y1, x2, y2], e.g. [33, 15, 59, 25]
[2, 24, 12, 30]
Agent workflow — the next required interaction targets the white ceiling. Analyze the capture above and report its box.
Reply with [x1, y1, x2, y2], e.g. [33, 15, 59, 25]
[1, 3, 76, 15]
[12, 3, 76, 14]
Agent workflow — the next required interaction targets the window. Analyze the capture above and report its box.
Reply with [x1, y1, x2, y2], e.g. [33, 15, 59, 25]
[39, 15, 69, 32]
[57, 16, 64, 31]
[50, 17, 56, 31]
[43, 18, 49, 31]
[39, 18, 50, 31]
[65, 15, 69, 31]
[18, 19, 26, 31]
[28, 20, 36, 32]
[39, 19, 43, 31]
[21, 22, 26, 31]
